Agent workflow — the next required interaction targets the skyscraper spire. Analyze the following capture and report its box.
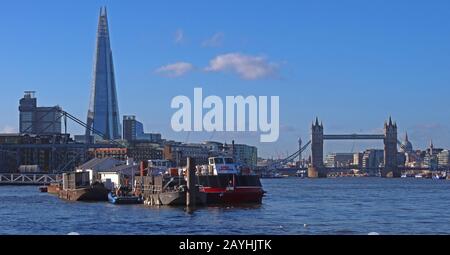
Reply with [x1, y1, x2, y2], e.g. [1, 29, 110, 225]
[85, 7, 121, 141]
[100, 5, 107, 16]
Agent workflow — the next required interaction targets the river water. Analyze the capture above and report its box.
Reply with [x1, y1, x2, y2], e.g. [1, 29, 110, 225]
[0, 178, 449, 235]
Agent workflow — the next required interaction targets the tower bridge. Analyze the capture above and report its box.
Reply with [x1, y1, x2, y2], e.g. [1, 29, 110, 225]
[309, 117, 399, 178]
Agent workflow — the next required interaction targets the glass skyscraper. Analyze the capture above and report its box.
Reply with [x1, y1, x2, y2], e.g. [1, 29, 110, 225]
[123, 115, 162, 143]
[85, 7, 121, 141]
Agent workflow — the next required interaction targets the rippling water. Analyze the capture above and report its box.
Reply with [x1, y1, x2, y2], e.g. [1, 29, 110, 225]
[0, 178, 449, 235]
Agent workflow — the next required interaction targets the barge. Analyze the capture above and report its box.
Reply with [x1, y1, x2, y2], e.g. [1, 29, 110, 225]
[58, 171, 108, 202]
[136, 156, 264, 206]
[135, 174, 206, 206]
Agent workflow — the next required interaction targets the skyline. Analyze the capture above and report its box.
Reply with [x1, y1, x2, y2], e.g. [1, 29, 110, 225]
[0, 0, 450, 158]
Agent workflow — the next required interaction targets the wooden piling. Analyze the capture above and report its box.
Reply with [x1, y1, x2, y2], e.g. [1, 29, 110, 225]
[186, 157, 197, 207]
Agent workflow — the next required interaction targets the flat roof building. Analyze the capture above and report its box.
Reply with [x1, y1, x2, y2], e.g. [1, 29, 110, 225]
[19, 91, 62, 135]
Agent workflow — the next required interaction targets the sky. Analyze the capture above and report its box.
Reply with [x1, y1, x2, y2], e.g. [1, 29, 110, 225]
[0, 0, 449, 158]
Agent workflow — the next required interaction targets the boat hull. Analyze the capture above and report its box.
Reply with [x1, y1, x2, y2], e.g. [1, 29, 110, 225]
[200, 187, 264, 204]
[153, 191, 206, 206]
[159, 191, 186, 206]
[197, 174, 264, 205]
[58, 184, 109, 202]
[108, 193, 143, 205]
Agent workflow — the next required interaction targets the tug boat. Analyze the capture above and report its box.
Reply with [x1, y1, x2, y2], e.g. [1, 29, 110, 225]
[197, 157, 265, 205]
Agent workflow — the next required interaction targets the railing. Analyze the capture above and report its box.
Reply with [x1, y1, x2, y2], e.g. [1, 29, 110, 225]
[0, 173, 60, 185]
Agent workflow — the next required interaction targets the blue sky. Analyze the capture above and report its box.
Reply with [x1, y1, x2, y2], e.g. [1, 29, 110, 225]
[0, 0, 449, 158]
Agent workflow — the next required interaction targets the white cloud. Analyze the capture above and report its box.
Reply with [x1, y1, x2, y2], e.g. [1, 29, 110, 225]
[174, 29, 184, 44]
[205, 53, 277, 80]
[1, 125, 17, 133]
[202, 32, 224, 47]
[155, 62, 194, 77]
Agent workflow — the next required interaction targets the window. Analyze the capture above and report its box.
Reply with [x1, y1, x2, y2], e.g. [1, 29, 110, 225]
[225, 158, 234, 164]
[214, 158, 224, 164]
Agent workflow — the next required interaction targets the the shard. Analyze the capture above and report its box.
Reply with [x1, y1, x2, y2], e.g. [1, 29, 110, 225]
[86, 7, 121, 141]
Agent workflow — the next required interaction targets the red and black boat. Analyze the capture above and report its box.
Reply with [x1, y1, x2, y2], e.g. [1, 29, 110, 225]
[197, 157, 264, 205]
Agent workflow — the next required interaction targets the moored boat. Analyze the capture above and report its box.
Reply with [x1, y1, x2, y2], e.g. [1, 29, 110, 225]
[108, 186, 143, 205]
[136, 174, 206, 206]
[108, 193, 142, 205]
[197, 157, 264, 205]
[135, 157, 264, 206]
[58, 172, 109, 202]
[59, 182, 109, 202]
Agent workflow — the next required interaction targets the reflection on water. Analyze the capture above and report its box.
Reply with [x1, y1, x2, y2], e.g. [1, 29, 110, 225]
[0, 178, 449, 235]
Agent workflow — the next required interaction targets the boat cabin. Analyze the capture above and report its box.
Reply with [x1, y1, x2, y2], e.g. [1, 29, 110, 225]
[208, 157, 240, 175]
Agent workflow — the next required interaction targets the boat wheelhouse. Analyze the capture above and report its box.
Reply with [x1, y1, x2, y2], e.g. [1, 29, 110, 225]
[207, 156, 240, 175]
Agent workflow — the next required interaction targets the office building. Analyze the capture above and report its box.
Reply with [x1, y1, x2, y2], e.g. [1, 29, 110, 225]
[324, 153, 354, 168]
[163, 142, 209, 166]
[362, 149, 384, 169]
[232, 143, 258, 167]
[85, 7, 121, 141]
[94, 148, 128, 161]
[437, 150, 450, 167]
[0, 134, 87, 173]
[127, 141, 163, 162]
[353, 153, 363, 168]
[19, 91, 62, 135]
[122, 115, 162, 143]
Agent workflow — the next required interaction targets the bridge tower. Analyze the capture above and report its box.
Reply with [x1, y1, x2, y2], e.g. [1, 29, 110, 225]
[309, 118, 326, 178]
[383, 117, 400, 177]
